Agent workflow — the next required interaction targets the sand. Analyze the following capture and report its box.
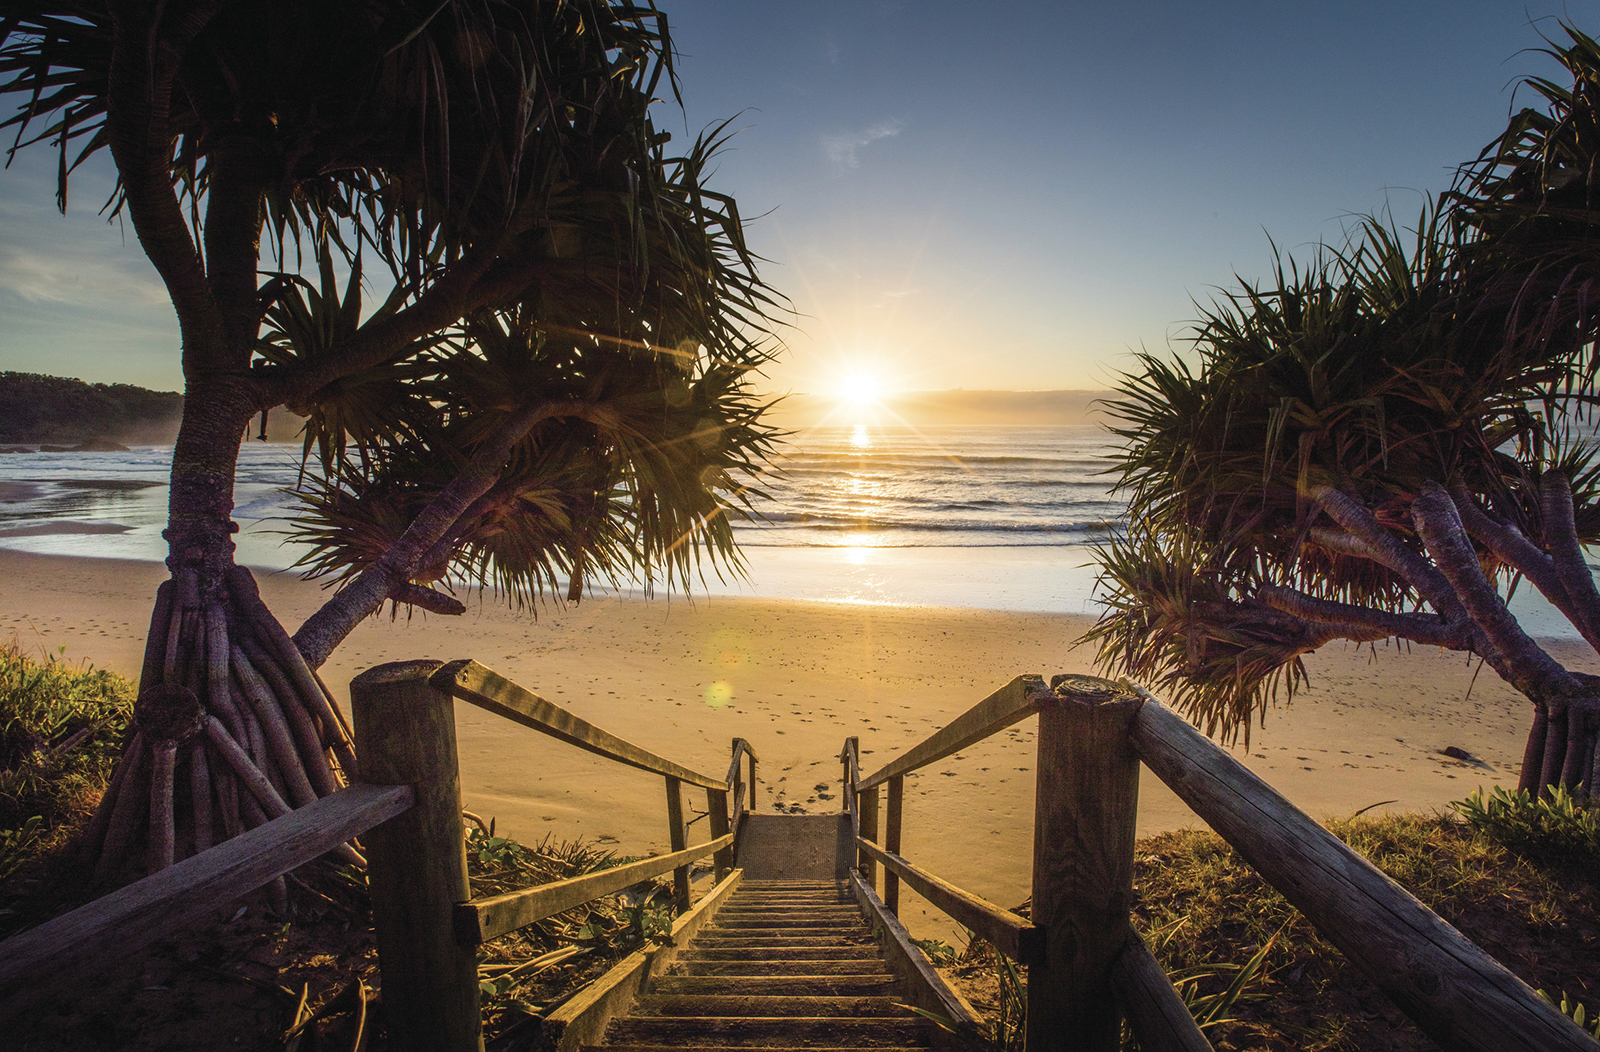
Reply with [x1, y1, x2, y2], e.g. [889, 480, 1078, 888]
[3, 547, 1590, 940]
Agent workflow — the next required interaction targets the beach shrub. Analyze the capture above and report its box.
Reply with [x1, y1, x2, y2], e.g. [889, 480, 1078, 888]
[0, 641, 133, 838]
[1540, 989, 1600, 1039]
[1455, 785, 1600, 864]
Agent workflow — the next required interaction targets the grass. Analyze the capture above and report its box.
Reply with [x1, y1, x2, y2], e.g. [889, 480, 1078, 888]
[0, 638, 133, 882]
[1121, 810, 1596, 1049]
[939, 804, 1600, 1051]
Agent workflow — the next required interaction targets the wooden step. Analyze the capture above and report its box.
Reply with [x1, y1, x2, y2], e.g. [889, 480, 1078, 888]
[604, 1017, 927, 1046]
[633, 995, 913, 1019]
[652, 975, 902, 997]
[690, 935, 874, 949]
[591, 1046, 927, 1051]
[677, 959, 892, 977]
[716, 901, 864, 908]
[710, 914, 864, 920]
[683, 947, 885, 962]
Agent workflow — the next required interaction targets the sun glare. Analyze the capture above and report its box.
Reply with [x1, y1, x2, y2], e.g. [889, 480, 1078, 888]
[836, 369, 888, 409]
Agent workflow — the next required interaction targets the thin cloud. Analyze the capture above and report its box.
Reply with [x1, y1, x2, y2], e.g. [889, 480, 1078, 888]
[822, 119, 904, 170]
[0, 245, 169, 307]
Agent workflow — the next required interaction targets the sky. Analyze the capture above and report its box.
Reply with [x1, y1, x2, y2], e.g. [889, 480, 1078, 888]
[2, 0, 1598, 397]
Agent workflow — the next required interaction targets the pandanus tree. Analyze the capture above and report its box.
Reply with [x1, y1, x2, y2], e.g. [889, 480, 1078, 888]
[0, 0, 784, 883]
[1089, 26, 1600, 796]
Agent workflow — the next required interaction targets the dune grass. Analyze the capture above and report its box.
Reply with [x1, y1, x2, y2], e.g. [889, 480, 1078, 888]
[0, 639, 134, 881]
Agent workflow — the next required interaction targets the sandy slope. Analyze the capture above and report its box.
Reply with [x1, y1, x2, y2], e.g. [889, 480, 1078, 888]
[4, 547, 1589, 939]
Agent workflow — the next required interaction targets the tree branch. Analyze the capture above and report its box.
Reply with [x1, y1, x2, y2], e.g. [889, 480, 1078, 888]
[1411, 482, 1582, 700]
[1254, 584, 1473, 649]
[389, 583, 466, 616]
[258, 242, 535, 408]
[1449, 481, 1600, 652]
[104, 2, 229, 364]
[291, 399, 565, 667]
[1539, 471, 1600, 644]
[1308, 485, 1476, 626]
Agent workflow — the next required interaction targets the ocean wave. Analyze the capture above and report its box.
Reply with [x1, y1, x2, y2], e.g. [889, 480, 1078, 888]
[745, 516, 1120, 534]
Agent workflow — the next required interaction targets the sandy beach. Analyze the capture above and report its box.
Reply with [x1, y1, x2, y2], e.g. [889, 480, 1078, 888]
[2, 547, 1589, 939]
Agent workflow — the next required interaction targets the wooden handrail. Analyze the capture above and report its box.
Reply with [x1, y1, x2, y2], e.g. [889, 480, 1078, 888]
[456, 833, 735, 944]
[432, 660, 726, 791]
[1128, 688, 1591, 1052]
[1112, 928, 1213, 1052]
[855, 837, 1044, 966]
[857, 674, 1046, 792]
[725, 737, 757, 787]
[0, 782, 414, 1022]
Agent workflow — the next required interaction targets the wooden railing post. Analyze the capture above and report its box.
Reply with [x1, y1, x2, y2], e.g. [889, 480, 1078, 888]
[747, 749, 757, 810]
[350, 660, 482, 1052]
[664, 775, 690, 913]
[1028, 675, 1142, 1052]
[884, 774, 904, 914]
[859, 784, 880, 886]
[841, 737, 857, 815]
[707, 786, 732, 881]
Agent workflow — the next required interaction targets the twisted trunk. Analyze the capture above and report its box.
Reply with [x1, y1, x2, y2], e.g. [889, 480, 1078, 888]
[1301, 483, 1600, 799]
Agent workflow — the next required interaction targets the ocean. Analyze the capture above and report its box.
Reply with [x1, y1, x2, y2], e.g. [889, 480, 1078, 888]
[0, 423, 1579, 633]
[0, 425, 1118, 615]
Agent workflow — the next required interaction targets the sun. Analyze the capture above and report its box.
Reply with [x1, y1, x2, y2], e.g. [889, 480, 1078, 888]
[835, 369, 889, 410]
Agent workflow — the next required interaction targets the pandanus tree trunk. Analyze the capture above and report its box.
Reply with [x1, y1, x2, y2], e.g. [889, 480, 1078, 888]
[80, 386, 362, 890]
[1278, 479, 1600, 800]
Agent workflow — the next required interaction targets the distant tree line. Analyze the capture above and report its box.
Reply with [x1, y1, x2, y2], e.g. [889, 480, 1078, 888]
[0, 372, 182, 445]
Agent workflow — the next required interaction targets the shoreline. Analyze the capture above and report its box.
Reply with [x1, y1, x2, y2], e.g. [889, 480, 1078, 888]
[1, 546, 1585, 939]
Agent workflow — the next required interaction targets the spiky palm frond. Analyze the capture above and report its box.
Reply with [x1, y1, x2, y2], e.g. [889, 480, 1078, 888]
[1093, 197, 1600, 735]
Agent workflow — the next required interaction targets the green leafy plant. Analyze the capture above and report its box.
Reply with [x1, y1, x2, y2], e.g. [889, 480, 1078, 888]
[0, 815, 44, 882]
[1538, 989, 1600, 1039]
[0, 640, 133, 840]
[1454, 785, 1600, 862]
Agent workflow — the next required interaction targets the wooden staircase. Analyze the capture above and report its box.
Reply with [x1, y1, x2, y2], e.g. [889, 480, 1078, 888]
[589, 878, 931, 1049]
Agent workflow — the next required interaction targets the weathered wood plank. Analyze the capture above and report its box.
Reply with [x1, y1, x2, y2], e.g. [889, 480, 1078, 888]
[0, 783, 412, 1021]
[858, 674, 1046, 792]
[849, 871, 983, 1045]
[708, 787, 732, 881]
[352, 661, 481, 1052]
[431, 660, 724, 790]
[884, 775, 904, 914]
[858, 784, 879, 885]
[1130, 689, 1594, 1052]
[542, 869, 744, 1052]
[1113, 927, 1214, 1052]
[1029, 675, 1143, 1051]
[665, 775, 690, 914]
[855, 837, 1043, 965]
[456, 834, 735, 944]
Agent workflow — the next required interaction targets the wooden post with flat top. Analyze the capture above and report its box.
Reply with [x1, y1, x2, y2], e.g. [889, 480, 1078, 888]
[665, 775, 690, 913]
[1027, 674, 1142, 1052]
[351, 660, 482, 1052]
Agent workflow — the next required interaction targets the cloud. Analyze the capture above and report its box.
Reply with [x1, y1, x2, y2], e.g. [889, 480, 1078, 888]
[822, 119, 904, 170]
[0, 245, 170, 308]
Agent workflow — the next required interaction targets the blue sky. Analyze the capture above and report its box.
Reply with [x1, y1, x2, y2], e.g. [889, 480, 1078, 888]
[2, 1, 1596, 396]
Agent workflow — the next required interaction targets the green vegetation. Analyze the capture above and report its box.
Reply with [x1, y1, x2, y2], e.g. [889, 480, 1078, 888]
[1123, 810, 1597, 1049]
[1, 1, 789, 871]
[938, 806, 1598, 1051]
[1088, 22, 1600, 792]
[1456, 784, 1600, 863]
[0, 372, 182, 446]
[0, 640, 133, 880]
